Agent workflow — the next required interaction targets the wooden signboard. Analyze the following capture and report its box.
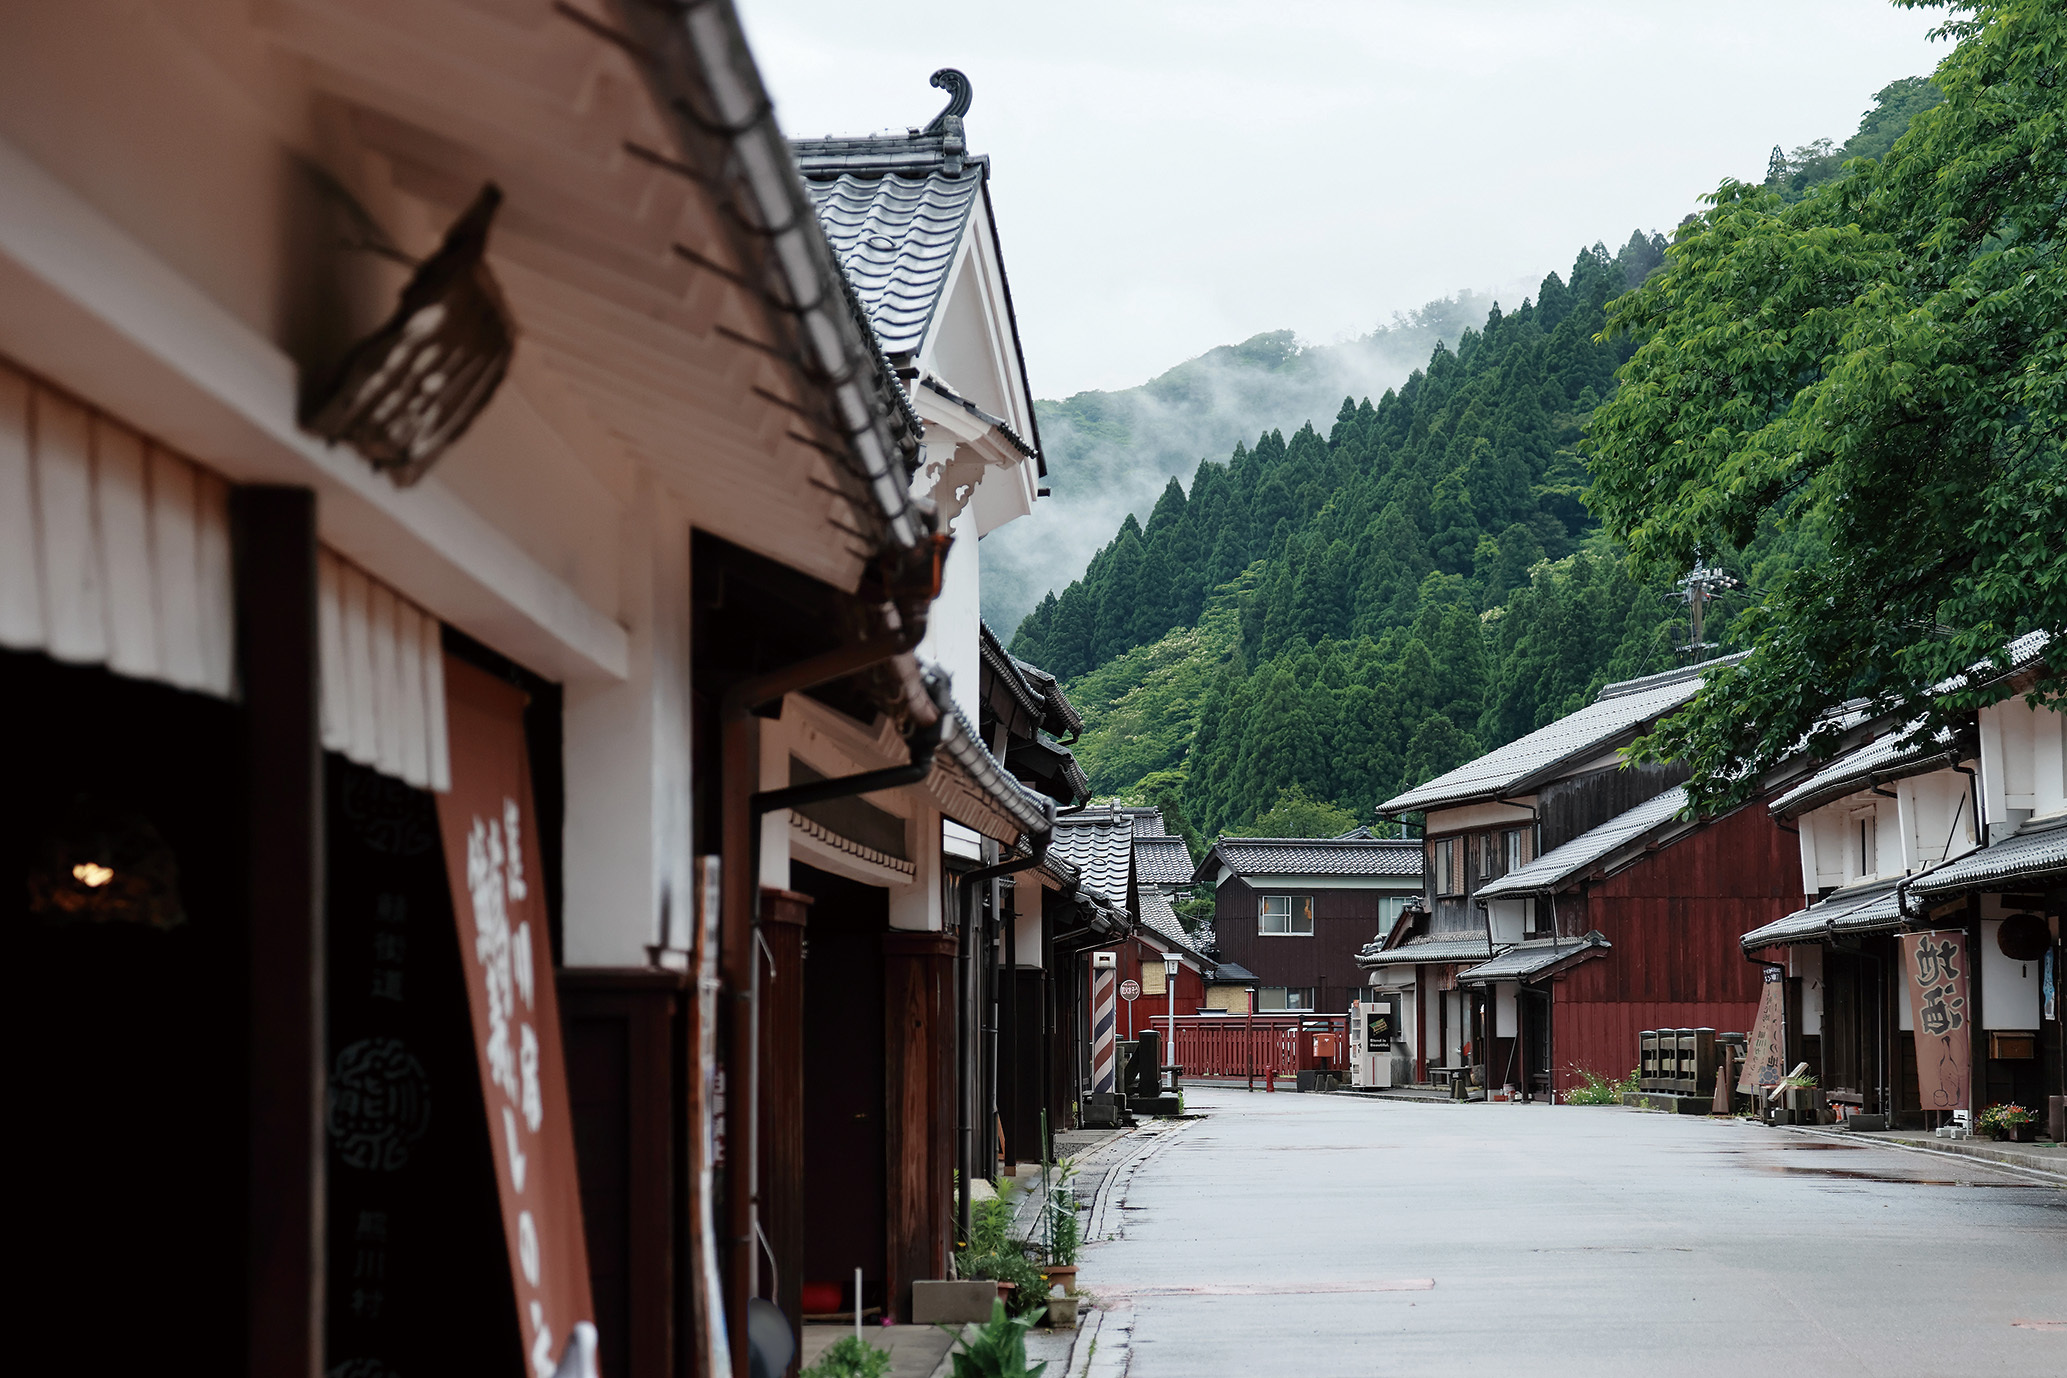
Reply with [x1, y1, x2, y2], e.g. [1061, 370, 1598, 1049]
[1737, 967, 1787, 1095]
[435, 656, 595, 1376]
[1900, 930, 1972, 1112]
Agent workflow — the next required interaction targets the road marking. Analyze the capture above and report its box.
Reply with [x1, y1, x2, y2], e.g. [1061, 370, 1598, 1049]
[2010, 1319, 2065, 1330]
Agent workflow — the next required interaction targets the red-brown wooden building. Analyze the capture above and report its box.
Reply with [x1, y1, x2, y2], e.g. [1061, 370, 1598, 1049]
[1367, 660, 1805, 1097]
[1198, 835, 1423, 1014]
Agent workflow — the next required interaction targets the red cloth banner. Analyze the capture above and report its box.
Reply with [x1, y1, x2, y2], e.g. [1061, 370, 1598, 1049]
[1900, 929, 1972, 1112]
[436, 655, 595, 1376]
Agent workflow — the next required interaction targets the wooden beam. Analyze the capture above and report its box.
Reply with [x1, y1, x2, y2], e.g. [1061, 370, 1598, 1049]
[237, 486, 325, 1378]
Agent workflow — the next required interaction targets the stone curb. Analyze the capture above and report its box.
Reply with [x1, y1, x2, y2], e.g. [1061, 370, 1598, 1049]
[1776, 1123, 2067, 1185]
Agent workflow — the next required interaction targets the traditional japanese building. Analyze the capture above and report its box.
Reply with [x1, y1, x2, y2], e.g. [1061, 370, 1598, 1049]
[2, 6, 1058, 1376]
[1740, 636, 2064, 1128]
[1193, 833, 1423, 1014]
[1364, 659, 1800, 1096]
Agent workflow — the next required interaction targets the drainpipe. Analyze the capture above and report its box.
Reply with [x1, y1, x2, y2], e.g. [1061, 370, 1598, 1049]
[718, 626, 934, 1341]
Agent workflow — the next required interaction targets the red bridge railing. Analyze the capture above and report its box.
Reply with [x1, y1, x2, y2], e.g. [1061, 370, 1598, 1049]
[1160, 1014, 1350, 1080]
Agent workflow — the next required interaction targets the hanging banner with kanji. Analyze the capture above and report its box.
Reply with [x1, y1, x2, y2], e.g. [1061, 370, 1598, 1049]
[435, 655, 595, 1376]
[1901, 929, 1971, 1112]
[1737, 967, 1787, 1095]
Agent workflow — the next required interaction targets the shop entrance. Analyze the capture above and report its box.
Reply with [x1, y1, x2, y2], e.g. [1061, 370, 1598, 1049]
[5, 652, 247, 1368]
[795, 861, 889, 1315]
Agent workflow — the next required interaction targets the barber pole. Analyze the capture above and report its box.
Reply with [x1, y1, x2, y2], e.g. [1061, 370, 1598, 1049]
[1091, 951, 1119, 1094]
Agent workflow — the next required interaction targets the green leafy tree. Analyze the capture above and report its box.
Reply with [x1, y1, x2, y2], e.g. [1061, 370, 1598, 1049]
[1589, 0, 2066, 809]
[1233, 786, 1362, 838]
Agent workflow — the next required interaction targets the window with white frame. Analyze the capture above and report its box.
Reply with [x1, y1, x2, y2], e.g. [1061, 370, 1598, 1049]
[1259, 894, 1315, 936]
[1377, 894, 1412, 934]
[1503, 827, 1531, 872]
[1258, 986, 1316, 1011]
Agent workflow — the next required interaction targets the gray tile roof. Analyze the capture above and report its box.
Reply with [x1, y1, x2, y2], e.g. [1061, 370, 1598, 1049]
[1908, 820, 2067, 899]
[1136, 889, 1207, 959]
[1768, 719, 1965, 820]
[1009, 655, 1084, 739]
[1135, 835, 1196, 886]
[794, 139, 984, 359]
[1206, 959, 1258, 984]
[1195, 837, 1424, 884]
[1049, 808, 1135, 904]
[980, 621, 1043, 721]
[1118, 806, 1167, 837]
[1456, 932, 1611, 983]
[1476, 787, 1691, 899]
[1740, 879, 1905, 950]
[1381, 657, 1739, 814]
[1358, 934, 1496, 968]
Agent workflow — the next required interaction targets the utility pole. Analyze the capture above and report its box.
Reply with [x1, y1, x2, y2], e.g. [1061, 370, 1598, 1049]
[1672, 551, 1741, 663]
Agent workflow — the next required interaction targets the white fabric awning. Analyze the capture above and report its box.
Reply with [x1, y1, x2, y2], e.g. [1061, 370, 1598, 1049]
[0, 356, 235, 699]
[318, 547, 451, 793]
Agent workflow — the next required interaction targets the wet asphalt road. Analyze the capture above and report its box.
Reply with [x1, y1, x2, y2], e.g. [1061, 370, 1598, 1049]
[1085, 1085, 2065, 1377]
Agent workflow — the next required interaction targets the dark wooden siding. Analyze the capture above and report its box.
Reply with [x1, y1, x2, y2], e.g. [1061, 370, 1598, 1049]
[1548, 799, 1801, 1091]
[1212, 876, 1387, 1013]
[1538, 761, 1689, 852]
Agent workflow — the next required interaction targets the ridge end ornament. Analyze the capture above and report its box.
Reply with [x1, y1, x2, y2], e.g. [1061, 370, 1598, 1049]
[921, 69, 972, 134]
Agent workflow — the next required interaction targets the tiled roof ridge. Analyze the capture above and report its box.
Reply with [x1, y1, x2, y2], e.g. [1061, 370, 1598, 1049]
[1218, 835, 1418, 846]
[1596, 652, 1747, 702]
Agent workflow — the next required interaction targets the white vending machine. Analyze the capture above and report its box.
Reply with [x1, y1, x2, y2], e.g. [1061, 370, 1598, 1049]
[1350, 995, 1401, 1088]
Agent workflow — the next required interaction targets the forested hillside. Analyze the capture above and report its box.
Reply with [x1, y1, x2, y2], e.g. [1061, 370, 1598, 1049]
[1007, 234, 1685, 834]
[980, 296, 1490, 638]
[1002, 76, 1938, 839]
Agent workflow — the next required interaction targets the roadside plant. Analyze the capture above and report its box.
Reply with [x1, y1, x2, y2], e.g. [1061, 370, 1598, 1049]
[965, 1182, 1014, 1255]
[1046, 1193, 1080, 1267]
[943, 1300, 1048, 1378]
[801, 1336, 892, 1378]
[956, 1246, 1048, 1317]
[1565, 1066, 1640, 1105]
[1976, 1102, 2034, 1135]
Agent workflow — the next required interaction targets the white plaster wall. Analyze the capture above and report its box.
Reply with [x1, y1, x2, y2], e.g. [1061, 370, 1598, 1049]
[1896, 771, 1979, 871]
[1790, 943, 1824, 1035]
[889, 821, 944, 932]
[1980, 697, 2067, 826]
[1980, 918, 2043, 1030]
[1493, 983, 1518, 1039]
[561, 483, 690, 967]
[1486, 899, 1528, 945]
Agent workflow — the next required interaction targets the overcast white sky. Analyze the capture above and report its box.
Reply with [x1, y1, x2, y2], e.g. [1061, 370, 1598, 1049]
[737, 1, 1945, 400]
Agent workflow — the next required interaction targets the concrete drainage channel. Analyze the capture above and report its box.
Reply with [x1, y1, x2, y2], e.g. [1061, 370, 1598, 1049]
[1054, 1118, 1200, 1378]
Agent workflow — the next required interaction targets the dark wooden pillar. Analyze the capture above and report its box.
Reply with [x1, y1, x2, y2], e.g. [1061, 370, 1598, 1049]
[759, 888, 811, 1371]
[884, 930, 957, 1322]
[560, 970, 685, 1378]
[236, 487, 324, 1378]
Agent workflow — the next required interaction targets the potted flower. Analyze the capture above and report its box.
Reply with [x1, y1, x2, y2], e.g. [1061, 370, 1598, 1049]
[1977, 1102, 2037, 1143]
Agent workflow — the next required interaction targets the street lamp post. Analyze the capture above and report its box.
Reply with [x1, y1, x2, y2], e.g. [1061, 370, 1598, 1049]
[1163, 953, 1180, 1083]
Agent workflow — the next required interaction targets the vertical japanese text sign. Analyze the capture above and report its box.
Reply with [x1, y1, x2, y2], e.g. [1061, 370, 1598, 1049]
[1737, 967, 1787, 1096]
[1901, 930, 1971, 1112]
[435, 656, 595, 1375]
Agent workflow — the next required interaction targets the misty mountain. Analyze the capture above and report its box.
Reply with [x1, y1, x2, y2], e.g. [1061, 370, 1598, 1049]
[981, 294, 1492, 639]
